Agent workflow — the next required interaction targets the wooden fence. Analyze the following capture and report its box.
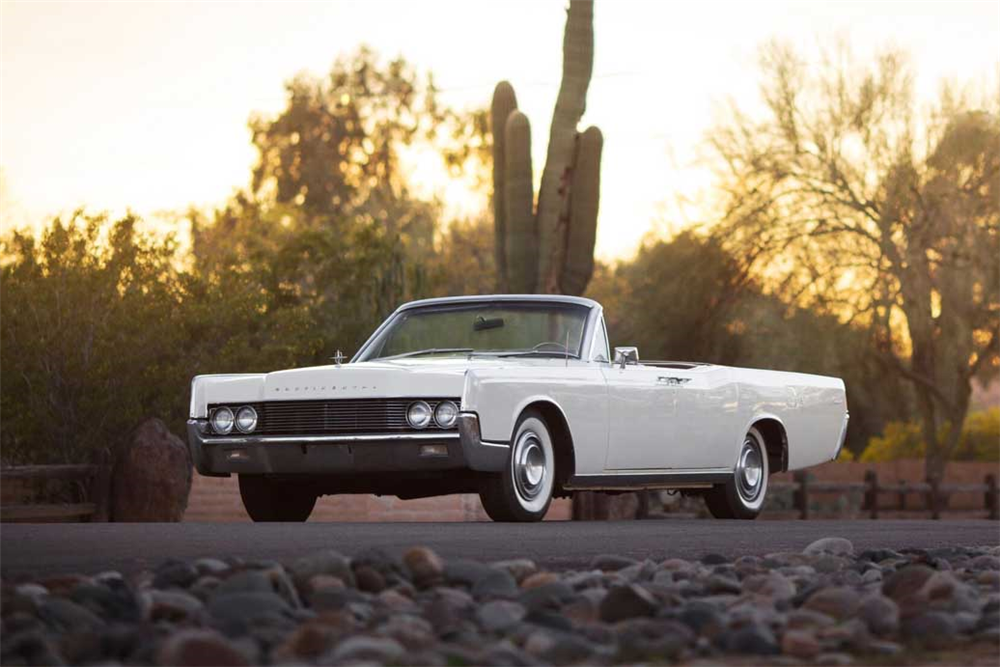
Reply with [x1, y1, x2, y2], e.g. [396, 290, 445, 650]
[0, 453, 111, 523]
[771, 471, 999, 520]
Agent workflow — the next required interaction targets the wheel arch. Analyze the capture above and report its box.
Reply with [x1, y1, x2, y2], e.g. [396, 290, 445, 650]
[748, 415, 788, 473]
[515, 398, 576, 493]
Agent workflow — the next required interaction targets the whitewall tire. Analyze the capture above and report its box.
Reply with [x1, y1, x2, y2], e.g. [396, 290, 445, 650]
[705, 426, 769, 520]
[479, 409, 555, 522]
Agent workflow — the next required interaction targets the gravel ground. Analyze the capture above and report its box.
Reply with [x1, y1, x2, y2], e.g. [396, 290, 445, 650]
[1, 536, 998, 665]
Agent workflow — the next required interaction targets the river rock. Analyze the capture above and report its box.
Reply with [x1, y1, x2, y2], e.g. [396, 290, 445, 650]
[590, 554, 639, 572]
[781, 629, 821, 658]
[149, 589, 204, 622]
[744, 572, 796, 600]
[882, 564, 935, 601]
[803, 586, 861, 621]
[858, 594, 899, 635]
[157, 629, 249, 666]
[153, 561, 199, 590]
[901, 612, 960, 650]
[38, 597, 105, 631]
[353, 566, 386, 593]
[490, 559, 537, 584]
[206, 591, 291, 632]
[726, 622, 780, 655]
[325, 635, 406, 663]
[476, 600, 527, 633]
[472, 569, 518, 600]
[403, 547, 445, 589]
[599, 584, 657, 622]
[804, 537, 854, 557]
[521, 571, 560, 590]
[290, 551, 355, 590]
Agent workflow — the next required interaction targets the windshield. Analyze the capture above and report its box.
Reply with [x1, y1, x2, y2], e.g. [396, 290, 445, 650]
[356, 302, 591, 361]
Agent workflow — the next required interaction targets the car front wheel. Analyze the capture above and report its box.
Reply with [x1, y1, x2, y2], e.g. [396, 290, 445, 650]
[238, 475, 317, 522]
[478, 409, 555, 522]
[704, 426, 769, 520]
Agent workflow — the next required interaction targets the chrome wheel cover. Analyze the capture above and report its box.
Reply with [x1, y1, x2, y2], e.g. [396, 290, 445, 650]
[510, 423, 553, 512]
[735, 434, 764, 503]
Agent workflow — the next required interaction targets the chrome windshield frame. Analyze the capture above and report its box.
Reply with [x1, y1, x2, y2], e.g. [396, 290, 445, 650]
[351, 295, 601, 364]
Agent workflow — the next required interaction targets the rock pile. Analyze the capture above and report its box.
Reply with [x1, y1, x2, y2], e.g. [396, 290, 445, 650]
[2, 538, 998, 665]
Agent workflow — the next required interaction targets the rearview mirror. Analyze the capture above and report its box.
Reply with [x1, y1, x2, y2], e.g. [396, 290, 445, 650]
[614, 346, 639, 369]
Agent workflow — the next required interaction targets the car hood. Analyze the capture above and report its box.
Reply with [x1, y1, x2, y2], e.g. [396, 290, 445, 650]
[192, 357, 570, 417]
[263, 358, 492, 401]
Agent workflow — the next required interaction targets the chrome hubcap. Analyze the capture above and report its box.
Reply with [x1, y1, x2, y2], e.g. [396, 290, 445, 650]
[736, 436, 764, 502]
[513, 431, 547, 500]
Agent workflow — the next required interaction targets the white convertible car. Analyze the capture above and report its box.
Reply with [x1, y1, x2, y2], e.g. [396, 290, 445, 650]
[187, 295, 848, 522]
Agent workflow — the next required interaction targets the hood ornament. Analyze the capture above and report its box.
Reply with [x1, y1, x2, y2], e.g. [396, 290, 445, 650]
[331, 350, 345, 367]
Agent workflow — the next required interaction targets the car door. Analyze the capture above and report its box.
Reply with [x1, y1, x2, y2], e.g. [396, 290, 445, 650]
[601, 362, 678, 470]
[659, 365, 740, 469]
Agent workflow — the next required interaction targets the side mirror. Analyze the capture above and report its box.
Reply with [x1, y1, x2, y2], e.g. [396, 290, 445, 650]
[613, 346, 639, 369]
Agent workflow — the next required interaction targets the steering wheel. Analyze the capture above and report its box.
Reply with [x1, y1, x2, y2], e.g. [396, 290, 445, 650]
[532, 341, 571, 353]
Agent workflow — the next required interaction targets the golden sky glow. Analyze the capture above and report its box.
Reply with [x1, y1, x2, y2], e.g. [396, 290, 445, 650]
[1, 0, 997, 260]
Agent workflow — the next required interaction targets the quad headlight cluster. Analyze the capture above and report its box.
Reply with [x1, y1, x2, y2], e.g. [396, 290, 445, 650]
[407, 400, 458, 429]
[210, 406, 257, 434]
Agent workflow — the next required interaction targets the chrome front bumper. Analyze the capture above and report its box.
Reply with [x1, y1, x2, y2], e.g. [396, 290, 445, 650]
[186, 412, 509, 477]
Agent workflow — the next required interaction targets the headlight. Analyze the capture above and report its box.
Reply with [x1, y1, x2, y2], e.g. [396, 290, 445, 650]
[211, 407, 234, 434]
[235, 406, 258, 433]
[434, 401, 458, 428]
[406, 401, 432, 429]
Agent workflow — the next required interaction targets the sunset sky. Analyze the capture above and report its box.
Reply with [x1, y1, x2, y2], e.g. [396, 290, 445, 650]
[1, 0, 997, 260]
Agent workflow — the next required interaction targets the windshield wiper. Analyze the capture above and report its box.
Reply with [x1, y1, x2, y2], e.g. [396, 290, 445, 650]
[487, 350, 581, 359]
[380, 347, 474, 360]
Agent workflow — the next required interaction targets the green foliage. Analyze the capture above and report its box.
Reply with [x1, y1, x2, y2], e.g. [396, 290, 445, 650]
[490, 0, 602, 296]
[0, 213, 311, 464]
[861, 408, 1000, 462]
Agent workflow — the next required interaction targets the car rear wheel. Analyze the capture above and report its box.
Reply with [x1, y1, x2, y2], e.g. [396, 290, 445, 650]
[479, 410, 555, 522]
[704, 426, 769, 520]
[239, 475, 317, 522]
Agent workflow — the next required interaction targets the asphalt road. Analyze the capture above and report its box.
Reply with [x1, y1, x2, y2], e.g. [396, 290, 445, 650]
[2, 520, 997, 578]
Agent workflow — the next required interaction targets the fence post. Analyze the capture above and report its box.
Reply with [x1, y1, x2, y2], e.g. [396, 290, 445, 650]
[864, 470, 878, 520]
[928, 477, 940, 520]
[898, 480, 907, 512]
[89, 448, 112, 522]
[793, 470, 810, 520]
[987, 474, 998, 521]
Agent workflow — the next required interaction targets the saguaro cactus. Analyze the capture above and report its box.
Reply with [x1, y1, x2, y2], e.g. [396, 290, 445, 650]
[490, 0, 602, 296]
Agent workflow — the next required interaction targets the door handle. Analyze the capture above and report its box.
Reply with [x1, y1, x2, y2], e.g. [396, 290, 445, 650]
[657, 376, 690, 385]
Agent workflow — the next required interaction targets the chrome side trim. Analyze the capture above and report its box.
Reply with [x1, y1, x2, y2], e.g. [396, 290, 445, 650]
[203, 432, 460, 445]
[574, 467, 731, 477]
[565, 469, 732, 491]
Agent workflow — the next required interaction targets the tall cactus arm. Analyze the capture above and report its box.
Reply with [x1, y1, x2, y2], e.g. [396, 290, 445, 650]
[535, 0, 595, 293]
[491, 82, 519, 292]
[504, 111, 538, 294]
[560, 126, 603, 296]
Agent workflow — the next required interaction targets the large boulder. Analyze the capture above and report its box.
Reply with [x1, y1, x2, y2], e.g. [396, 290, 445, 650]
[111, 418, 191, 521]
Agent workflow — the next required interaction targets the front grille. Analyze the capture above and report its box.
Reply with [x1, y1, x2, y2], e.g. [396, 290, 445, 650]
[207, 398, 460, 436]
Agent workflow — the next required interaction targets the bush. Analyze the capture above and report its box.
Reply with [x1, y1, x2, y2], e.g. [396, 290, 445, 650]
[0, 213, 316, 464]
[861, 408, 1000, 462]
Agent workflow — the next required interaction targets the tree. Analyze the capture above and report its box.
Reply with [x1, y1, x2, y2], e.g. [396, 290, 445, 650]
[709, 42, 999, 482]
[250, 46, 486, 246]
